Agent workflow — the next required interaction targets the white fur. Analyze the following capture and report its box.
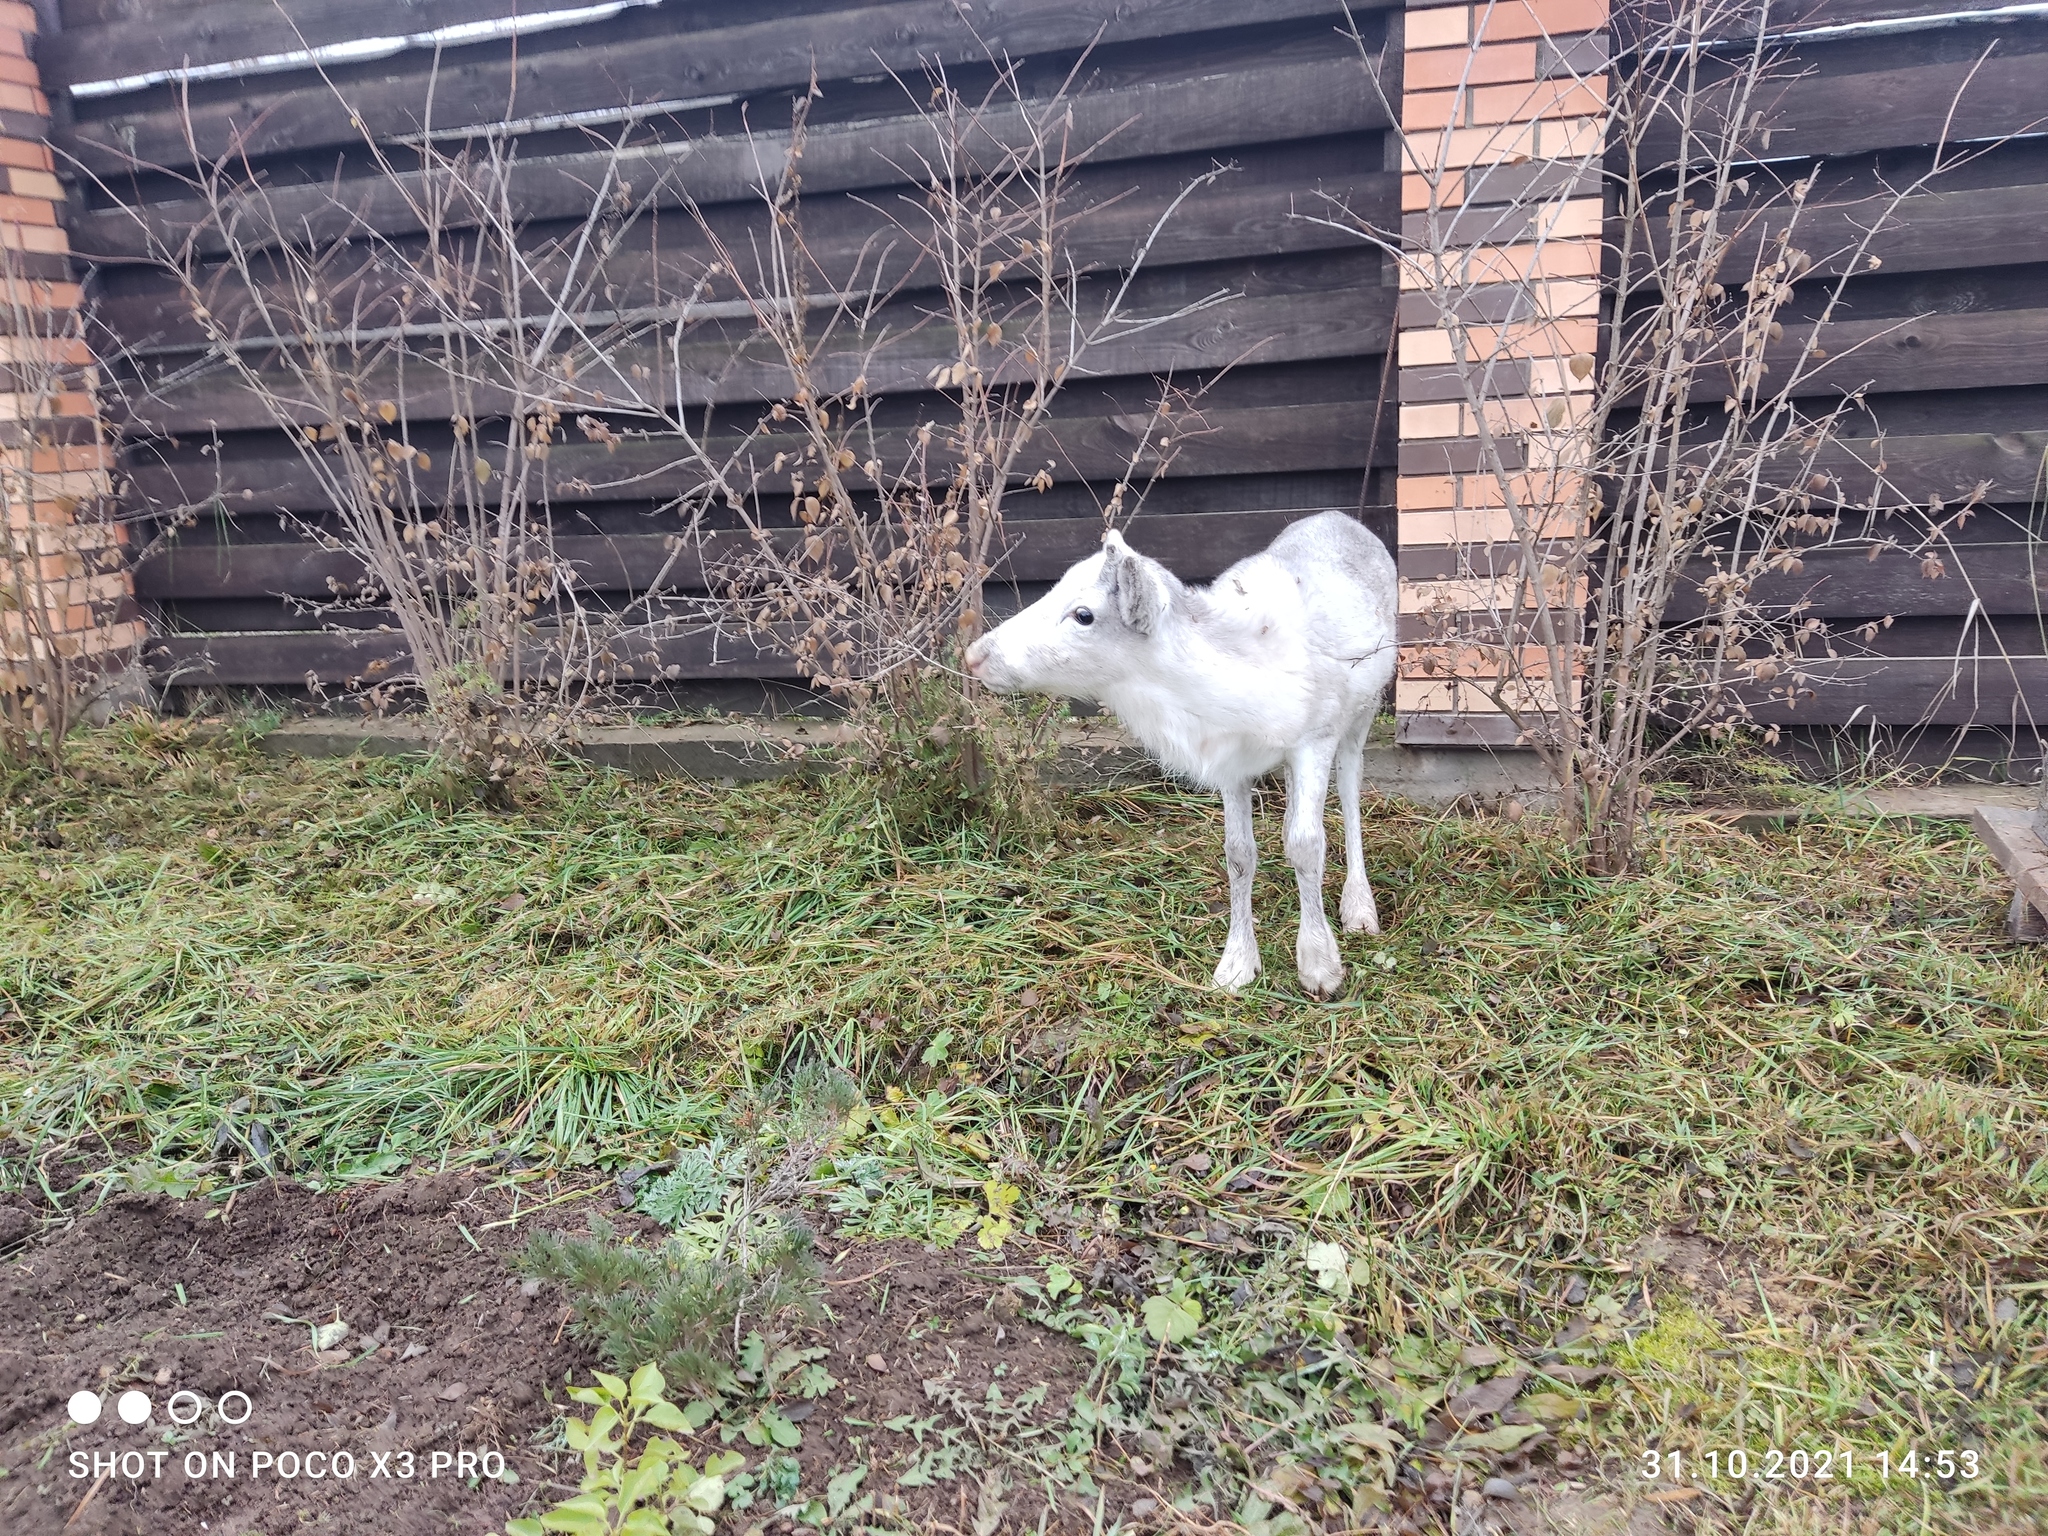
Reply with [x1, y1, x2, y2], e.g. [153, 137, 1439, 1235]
[965, 511, 1397, 998]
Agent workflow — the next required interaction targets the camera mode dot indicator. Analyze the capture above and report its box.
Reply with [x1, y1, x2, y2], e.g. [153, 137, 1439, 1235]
[66, 1391, 102, 1425]
[116, 1390, 153, 1425]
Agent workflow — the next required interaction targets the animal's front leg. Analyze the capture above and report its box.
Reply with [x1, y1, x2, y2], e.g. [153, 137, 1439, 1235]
[1284, 745, 1344, 998]
[1213, 780, 1262, 992]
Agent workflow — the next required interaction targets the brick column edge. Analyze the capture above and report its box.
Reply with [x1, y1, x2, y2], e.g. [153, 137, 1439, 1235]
[0, 0, 147, 730]
[1392, 0, 1608, 749]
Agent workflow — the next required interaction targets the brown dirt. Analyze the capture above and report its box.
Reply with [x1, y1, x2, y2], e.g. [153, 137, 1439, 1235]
[0, 1176, 1135, 1535]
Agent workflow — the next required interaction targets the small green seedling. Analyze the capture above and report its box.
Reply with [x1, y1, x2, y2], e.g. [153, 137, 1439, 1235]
[1142, 1281, 1202, 1345]
[502, 1363, 737, 1536]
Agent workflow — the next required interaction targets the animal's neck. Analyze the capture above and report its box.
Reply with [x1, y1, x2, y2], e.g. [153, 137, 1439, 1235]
[1099, 606, 1280, 779]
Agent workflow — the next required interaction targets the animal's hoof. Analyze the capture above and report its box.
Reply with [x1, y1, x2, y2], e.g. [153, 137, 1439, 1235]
[1212, 949, 1261, 993]
[1340, 884, 1380, 935]
[1297, 962, 1345, 1000]
[1296, 922, 1345, 998]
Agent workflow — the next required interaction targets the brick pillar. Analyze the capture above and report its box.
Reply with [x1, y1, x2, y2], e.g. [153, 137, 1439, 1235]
[1393, 0, 1609, 748]
[0, 2, 143, 723]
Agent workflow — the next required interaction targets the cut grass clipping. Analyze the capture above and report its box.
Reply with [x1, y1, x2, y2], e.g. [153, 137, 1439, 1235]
[2, 720, 2045, 1532]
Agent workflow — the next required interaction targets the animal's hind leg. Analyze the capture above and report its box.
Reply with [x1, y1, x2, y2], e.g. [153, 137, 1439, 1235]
[1284, 743, 1344, 999]
[1212, 779, 1262, 993]
[1336, 726, 1379, 934]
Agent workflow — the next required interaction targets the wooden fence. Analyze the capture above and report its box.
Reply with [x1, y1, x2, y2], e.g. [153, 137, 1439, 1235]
[40, 0, 1406, 711]
[1670, 0, 2048, 744]
[26, 0, 2048, 749]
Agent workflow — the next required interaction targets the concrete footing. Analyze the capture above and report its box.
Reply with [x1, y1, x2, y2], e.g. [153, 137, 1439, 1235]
[250, 715, 1556, 808]
[240, 716, 2045, 822]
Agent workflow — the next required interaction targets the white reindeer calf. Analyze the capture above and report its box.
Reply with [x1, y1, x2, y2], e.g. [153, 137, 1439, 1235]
[964, 511, 1397, 998]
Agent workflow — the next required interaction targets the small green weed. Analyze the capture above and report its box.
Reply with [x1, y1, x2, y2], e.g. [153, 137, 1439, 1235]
[635, 1141, 738, 1227]
[520, 1213, 820, 1396]
[501, 1363, 739, 1536]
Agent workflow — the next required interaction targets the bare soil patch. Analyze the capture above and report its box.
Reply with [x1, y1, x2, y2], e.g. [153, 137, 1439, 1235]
[0, 1176, 1128, 1535]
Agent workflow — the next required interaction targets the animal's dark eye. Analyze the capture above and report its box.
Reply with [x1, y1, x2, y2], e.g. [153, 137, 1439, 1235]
[1072, 607, 1094, 627]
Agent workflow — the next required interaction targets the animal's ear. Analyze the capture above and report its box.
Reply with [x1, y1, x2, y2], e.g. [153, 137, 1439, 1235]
[1102, 534, 1166, 635]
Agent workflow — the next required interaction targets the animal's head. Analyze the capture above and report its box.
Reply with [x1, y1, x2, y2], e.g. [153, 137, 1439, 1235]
[963, 529, 1174, 699]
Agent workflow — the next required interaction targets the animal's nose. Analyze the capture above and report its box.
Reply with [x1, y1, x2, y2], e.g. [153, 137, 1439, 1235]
[963, 638, 988, 677]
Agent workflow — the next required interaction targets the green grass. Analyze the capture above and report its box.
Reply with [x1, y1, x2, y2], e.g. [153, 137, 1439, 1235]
[2, 718, 2044, 1532]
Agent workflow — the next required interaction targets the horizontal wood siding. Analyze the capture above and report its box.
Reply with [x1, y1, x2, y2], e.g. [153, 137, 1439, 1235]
[1702, 5, 2048, 732]
[45, 0, 1405, 696]
[39, 0, 2048, 736]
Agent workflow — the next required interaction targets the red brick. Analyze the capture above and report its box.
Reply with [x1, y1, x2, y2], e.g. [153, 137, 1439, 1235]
[1475, 0, 1611, 42]
[1403, 89, 1465, 131]
[8, 166, 63, 201]
[0, 220, 67, 255]
[0, 138, 53, 172]
[1404, 41, 1537, 91]
[0, 278, 84, 313]
[0, 81, 48, 116]
[1404, 170, 1468, 212]
[0, 3, 37, 37]
[1400, 645, 1562, 680]
[33, 443, 113, 473]
[1405, 5, 1471, 50]
[0, 191, 56, 225]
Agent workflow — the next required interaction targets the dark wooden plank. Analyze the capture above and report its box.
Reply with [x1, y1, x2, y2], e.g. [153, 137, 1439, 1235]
[1776, 0, 2048, 27]
[144, 624, 808, 684]
[115, 274, 1395, 435]
[69, 52, 1390, 260]
[1739, 655, 2048, 725]
[56, 0, 1384, 175]
[1972, 806, 2048, 936]
[1616, 308, 2048, 404]
[1759, 613, 2048, 654]
[145, 628, 411, 685]
[154, 598, 360, 632]
[203, 466, 1377, 539]
[1764, 0, 2017, 27]
[1644, 34, 2048, 166]
[1807, 382, 2048, 440]
[140, 500, 1384, 683]
[1805, 428, 2048, 504]
[132, 505, 1336, 600]
[1608, 414, 2048, 505]
[1661, 542, 2048, 621]
[46, 0, 633, 86]
[121, 397, 1393, 516]
[1638, 180, 2048, 286]
[84, 137, 1393, 344]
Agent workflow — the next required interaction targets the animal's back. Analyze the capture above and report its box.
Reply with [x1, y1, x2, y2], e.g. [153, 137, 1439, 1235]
[1240, 511, 1397, 700]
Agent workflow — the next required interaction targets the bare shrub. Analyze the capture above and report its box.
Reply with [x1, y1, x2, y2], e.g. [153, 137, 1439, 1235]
[86, 47, 1232, 810]
[1339, 0, 2004, 870]
[667, 55, 1234, 820]
[95, 107, 701, 784]
[0, 247, 134, 771]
